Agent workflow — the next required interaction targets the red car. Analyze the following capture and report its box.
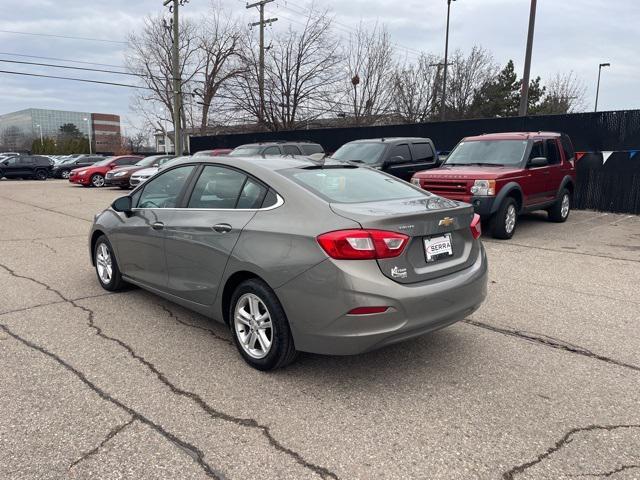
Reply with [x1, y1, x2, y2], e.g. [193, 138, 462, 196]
[411, 132, 576, 239]
[69, 155, 143, 187]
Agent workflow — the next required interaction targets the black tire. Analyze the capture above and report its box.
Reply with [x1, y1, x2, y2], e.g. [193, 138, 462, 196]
[91, 174, 105, 188]
[60, 169, 71, 179]
[34, 169, 48, 181]
[489, 197, 518, 239]
[229, 278, 298, 371]
[547, 188, 571, 223]
[93, 235, 126, 291]
[0, 170, 3, 179]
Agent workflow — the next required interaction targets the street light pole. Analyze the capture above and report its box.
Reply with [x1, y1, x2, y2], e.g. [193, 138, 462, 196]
[35, 124, 43, 147]
[518, 0, 537, 116]
[440, 0, 455, 121]
[83, 117, 92, 154]
[594, 62, 610, 112]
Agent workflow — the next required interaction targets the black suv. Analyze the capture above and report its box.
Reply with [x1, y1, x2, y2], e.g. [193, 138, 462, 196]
[228, 141, 324, 157]
[52, 155, 105, 179]
[331, 137, 439, 182]
[0, 155, 53, 180]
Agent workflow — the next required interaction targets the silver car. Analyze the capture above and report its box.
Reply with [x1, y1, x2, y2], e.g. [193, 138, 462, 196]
[89, 156, 487, 370]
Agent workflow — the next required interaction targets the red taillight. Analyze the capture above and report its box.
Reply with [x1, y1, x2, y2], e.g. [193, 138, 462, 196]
[470, 214, 482, 239]
[317, 229, 409, 260]
[347, 306, 389, 315]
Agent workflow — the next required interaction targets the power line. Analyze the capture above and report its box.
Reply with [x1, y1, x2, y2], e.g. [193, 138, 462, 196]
[0, 69, 147, 89]
[0, 58, 141, 77]
[0, 51, 128, 70]
[0, 29, 127, 45]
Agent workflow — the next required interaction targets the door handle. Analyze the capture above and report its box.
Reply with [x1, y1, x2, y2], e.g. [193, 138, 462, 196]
[151, 222, 165, 230]
[212, 223, 232, 233]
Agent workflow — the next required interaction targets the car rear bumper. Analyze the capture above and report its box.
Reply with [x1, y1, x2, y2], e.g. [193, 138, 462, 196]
[276, 243, 488, 355]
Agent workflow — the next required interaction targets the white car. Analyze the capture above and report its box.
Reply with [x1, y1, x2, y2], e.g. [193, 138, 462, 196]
[129, 156, 186, 187]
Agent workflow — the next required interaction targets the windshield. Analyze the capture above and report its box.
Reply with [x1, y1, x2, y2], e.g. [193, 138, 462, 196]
[445, 140, 528, 166]
[92, 157, 114, 166]
[229, 147, 263, 157]
[331, 142, 386, 165]
[135, 156, 162, 167]
[283, 167, 424, 204]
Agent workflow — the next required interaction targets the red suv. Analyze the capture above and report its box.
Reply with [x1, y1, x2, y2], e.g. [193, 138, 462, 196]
[411, 132, 576, 239]
[69, 155, 143, 187]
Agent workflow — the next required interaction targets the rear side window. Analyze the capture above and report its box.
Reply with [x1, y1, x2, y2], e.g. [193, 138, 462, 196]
[388, 144, 411, 161]
[411, 142, 435, 162]
[236, 178, 268, 209]
[561, 135, 575, 162]
[283, 145, 302, 155]
[187, 165, 247, 209]
[114, 157, 136, 166]
[19, 157, 34, 164]
[286, 167, 424, 204]
[301, 144, 324, 155]
[546, 139, 560, 165]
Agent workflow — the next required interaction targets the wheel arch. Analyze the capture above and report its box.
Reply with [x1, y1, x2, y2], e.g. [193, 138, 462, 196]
[90, 229, 106, 266]
[559, 176, 575, 197]
[492, 183, 524, 214]
[220, 270, 266, 326]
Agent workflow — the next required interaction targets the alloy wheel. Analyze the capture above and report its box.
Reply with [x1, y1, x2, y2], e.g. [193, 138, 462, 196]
[234, 293, 273, 359]
[560, 194, 570, 218]
[95, 243, 113, 285]
[61, 170, 70, 179]
[92, 174, 105, 187]
[505, 204, 517, 234]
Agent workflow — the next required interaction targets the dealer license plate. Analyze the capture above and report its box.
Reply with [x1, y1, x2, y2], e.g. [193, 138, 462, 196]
[424, 234, 453, 263]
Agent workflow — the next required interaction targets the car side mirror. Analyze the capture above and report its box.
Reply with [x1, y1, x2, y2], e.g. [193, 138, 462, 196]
[112, 196, 132, 214]
[528, 157, 548, 168]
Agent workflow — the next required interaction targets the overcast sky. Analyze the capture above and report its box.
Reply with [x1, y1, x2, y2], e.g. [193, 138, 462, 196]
[1, 0, 638, 132]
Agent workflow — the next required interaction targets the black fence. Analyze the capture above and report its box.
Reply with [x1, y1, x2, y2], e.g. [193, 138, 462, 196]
[575, 151, 640, 214]
[190, 109, 640, 214]
[190, 109, 640, 153]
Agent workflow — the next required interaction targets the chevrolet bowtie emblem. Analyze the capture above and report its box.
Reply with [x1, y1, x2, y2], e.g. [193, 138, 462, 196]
[439, 217, 454, 227]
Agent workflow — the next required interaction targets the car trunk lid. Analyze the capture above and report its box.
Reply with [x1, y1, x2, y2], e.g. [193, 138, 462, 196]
[330, 196, 479, 284]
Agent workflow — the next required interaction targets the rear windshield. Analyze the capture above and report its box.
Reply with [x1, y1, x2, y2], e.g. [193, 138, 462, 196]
[331, 142, 386, 165]
[446, 140, 528, 166]
[284, 167, 424, 204]
[229, 147, 263, 157]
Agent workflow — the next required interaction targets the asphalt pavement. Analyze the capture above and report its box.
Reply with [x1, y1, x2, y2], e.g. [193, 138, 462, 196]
[1, 179, 639, 480]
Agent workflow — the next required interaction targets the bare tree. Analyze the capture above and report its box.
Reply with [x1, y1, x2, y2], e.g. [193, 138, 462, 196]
[126, 14, 200, 145]
[535, 71, 587, 114]
[445, 46, 497, 119]
[393, 53, 441, 123]
[232, 6, 342, 131]
[344, 22, 395, 125]
[192, 5, 244, 133]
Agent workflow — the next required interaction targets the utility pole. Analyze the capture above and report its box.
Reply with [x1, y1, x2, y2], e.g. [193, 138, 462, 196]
[163, 0, 187, 155]
[518, 0, 537, 116]
[247, 0, 277, 126]
[440, 0, 455, 121]
[594, 62, 610, 112]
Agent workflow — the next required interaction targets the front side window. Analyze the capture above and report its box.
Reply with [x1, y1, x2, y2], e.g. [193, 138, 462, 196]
[137, 165, 195, 209]
[114, 157, 137, 166]
[283, 145, 301, 155]
[285, 167, 424, 204]
[229, 146, 262, 157]
[529, 141, 544, 160]
[447, 140, 529, 166]
[187, 166, 247, 209]
[262, 146, 281, 156]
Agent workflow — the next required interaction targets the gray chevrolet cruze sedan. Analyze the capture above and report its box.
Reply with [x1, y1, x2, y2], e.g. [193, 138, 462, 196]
[90, 156, 487, 370]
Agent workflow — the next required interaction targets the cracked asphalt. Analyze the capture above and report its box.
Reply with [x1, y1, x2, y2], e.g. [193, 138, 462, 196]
[1, 179, 639, 480]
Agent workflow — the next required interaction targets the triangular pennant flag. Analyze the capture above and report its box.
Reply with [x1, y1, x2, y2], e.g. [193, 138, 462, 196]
[630, 150, 638, 159]
[602, 151, 613, 164]
[576, 152, 586, 161]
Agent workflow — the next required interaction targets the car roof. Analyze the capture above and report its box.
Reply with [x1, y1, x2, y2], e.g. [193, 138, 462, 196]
[465, 132, 562, 141]
[170, 154, 337, 171]
[236, 141, 321, 147]
[344, 137, 432, 144]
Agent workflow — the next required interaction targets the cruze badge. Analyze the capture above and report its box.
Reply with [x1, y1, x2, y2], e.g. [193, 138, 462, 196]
[439, 217, 455, 227]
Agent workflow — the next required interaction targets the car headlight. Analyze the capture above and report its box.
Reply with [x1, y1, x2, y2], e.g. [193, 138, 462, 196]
[114, 171, 127, 177]
[410, 177, 421, 186]
[77, 170, 87, 176]
[470, 179, 496, 196]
